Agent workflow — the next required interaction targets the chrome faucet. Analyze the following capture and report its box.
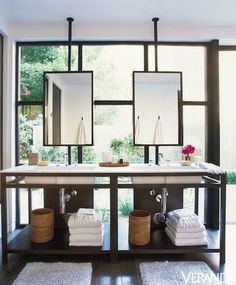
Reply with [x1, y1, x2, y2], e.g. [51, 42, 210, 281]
[63, 153, 69, 166]
[158, 153, 164, 164]
[151, 187, 169, 225]
[59, 188, 78, 214]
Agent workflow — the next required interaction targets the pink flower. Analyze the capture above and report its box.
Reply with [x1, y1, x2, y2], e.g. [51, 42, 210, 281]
[24, 90, 31, 96]
[182, 144, 195, 155]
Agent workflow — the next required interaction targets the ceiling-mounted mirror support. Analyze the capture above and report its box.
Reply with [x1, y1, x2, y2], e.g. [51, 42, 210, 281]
[152, 17, 159, 72]
[67, 17, 74, 72]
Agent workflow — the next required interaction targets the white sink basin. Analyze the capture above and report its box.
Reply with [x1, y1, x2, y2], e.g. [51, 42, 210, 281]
[130, 164, 181, 171]
[24, 164, 96, 184]
[130, 164, 202, 184]
[30, 164, 96, 172]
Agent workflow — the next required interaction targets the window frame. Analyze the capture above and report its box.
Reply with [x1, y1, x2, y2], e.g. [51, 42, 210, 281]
[15, 40, 209, 166]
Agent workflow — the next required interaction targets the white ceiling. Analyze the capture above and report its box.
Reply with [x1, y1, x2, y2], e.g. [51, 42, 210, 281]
[1, 0, 236, 41]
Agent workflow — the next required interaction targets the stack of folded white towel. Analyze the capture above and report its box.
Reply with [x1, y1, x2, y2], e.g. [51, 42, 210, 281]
[67, 208, 104, 247]
[165, 208, 208, 246]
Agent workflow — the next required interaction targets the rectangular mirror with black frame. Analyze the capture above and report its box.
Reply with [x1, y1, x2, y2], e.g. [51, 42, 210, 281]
[43, 71, 93, 146]
[133, 71, 183, 146]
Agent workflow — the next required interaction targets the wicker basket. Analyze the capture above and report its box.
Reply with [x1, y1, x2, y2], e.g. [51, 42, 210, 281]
[31, 208, 54, 243]
[129, 210, 151, 245]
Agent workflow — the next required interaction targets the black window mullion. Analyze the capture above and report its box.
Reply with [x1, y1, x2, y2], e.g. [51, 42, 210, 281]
[0, 34, 3, 170]
[94, 100, 133, 105]
[17, 100, 44, 106]
[144, 44, 149, 163]
[15, 44, 20, 165]
[78, 44, 83, 163]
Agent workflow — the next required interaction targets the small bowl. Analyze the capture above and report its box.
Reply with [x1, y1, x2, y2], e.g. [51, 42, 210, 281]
[180, 160, 192, 166]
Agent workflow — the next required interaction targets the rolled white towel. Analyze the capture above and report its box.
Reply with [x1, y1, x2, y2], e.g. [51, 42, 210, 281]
[69, 226, 103, 235]
[68, 213, 102, 228]
[166, 224, 207, 239]
[166, 219, 206, 233]
[165, 227, 208, 246]
[69, 241, 103, 247]
[69, 231, 104, 243]
[199, 162, 224, 175]
[77, 208, 96, 215]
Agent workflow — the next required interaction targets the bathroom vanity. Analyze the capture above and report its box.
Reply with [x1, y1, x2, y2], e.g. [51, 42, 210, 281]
[0, 163, 226, 264]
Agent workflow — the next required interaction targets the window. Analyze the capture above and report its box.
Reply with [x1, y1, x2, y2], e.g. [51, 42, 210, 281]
[219, 50, 236, 223]
[149, 45, 207, 161]
[83, 45, 144, 162]
[16, 44, 78, 164]
[149, 46, 206, 101]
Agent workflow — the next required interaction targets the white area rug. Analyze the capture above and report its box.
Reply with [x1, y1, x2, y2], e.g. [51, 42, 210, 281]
[12, 262, 92, 285]
[139, 261, 220, 285]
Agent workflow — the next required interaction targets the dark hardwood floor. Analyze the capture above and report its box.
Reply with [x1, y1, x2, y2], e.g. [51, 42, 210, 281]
[0, 225, 235, 285]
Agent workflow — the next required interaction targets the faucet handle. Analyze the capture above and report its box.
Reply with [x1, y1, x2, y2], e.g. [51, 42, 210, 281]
[71, 189, 78, 196]
[150, 188, 156, 196]
[156, 194, 162, 202]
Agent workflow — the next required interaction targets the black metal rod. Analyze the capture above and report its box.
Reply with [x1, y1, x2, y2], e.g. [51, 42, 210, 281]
[152, 17, 159, 72]
[220, 173, 226, 264]
[1, 175, 8, 263]
[94, 100, 133, 105]
[144, 146, 149, 163]
[28, 188, 32, 224]
[68, 146, 72, 165]
[67, 17, 74, 72]
[67, 17, 74, 164]
[155, 145, 159, 165]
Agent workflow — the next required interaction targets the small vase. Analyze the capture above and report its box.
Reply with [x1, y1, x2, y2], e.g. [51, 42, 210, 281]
[185, 154, 191, 161]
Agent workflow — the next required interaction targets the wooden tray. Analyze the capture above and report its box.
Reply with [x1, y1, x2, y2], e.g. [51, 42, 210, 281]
[99, 162, 129, 167]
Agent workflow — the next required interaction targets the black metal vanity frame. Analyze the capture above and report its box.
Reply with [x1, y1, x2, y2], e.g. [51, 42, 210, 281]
[0, 170, 226, 265]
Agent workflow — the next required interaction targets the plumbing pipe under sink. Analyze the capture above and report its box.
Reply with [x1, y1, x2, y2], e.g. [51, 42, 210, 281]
[153, 187, 168, 225]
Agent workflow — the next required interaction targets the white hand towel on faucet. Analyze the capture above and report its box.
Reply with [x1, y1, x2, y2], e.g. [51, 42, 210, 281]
[166, 219, 206, 233]
[69, 226, 104, 235]
[68, 213, 102, 228]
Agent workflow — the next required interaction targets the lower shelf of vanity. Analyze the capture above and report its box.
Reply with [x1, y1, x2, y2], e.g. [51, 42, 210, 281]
[7, 223, 220, 256]
[7, 224, 110, 255]
[119, 227, 220, 254]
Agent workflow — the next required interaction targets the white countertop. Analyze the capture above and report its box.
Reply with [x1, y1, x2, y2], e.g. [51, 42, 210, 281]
[0, 163, 209, 175]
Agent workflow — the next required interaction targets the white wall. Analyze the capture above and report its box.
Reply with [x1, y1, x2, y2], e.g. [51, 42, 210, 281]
[7, 22, 236, 43]
[135, 83, 179, 145]
[62, 84, 92, 144]
[47, 75, 65, 144]
[2, 35, 15, 169]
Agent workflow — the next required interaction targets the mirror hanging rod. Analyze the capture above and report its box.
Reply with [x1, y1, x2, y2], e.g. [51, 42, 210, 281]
[67, 17, 74, 72]
[152, 17, 160, 164]
[67, 17, 74, 165]
[152, 17, 159, 72]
